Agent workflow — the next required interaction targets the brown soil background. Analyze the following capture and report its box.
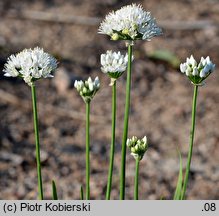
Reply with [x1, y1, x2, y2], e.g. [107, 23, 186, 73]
[0, 0, 218, 199]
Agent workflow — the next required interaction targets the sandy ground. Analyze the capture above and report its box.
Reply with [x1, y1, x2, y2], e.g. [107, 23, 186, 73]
[0, 0, 219, 199]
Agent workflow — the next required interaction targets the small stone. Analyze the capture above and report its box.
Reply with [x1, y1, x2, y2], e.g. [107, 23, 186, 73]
[53, 67, 71, 94]
[0, 151, 23, 165]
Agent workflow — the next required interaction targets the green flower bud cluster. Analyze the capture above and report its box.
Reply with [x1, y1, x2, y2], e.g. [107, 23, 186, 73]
[126, 136, 148, 161]
[74, 77, 100, 103]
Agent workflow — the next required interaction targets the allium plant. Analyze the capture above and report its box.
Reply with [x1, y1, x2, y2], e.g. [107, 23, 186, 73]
[3, 3, 216, 202]
[3, 47, 58, 200]
[127, 136, 148, 200]
[99, 3, 162, 199]
[100, 50, 129, 199]
[74, 77, 100, 199]
[179, 56, 215, 199]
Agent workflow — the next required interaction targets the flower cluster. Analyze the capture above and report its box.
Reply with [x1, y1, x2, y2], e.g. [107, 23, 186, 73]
[127, 136, 148, 161]
[180, 55, 215, 85]
[3, 47, 57, 86]
[100, 50, 129, 81]
[74, 77, 100, 103]
[98, 4, 162, 41]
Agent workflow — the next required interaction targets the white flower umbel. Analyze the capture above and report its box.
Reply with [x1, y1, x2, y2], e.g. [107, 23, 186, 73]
[98, 4, 162, 41]
[127, 136, 148, 161]
[3, 47, 57, 86]
[180, 55, 215, 85]
[74, 77, 100, 103]
[101, 50, 131, 85]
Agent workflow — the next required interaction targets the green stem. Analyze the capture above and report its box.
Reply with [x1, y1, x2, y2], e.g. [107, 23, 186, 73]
[106, 81, 116, 200]
[31, 83, 44, 200]
[120, 43, 133, 200]
[86, 101, 90, 200]
[182, 85, 198, 199]
[134, 159, 140, 200]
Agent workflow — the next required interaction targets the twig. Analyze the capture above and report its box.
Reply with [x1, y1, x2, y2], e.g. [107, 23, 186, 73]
[6, 9, 218, 30]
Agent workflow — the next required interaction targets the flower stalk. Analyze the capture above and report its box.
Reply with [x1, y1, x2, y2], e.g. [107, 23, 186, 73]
[120, 43, 133, 200]
[31, 83, 44, 200]
[179, 55, 215, 199]
[134, 158, 140, 200]
[106, 80, 116, 200]
[181, 85, 198, 199]
[86, 101, 90, 200]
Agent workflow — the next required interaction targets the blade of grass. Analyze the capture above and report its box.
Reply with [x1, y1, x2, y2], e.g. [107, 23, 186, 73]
[147, 49, 180, 68]
[52, 180, 58, 200]
[80, 185, 84, 200]
[173, 150, 183, 200]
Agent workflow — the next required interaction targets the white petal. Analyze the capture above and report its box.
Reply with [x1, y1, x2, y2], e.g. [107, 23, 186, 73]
[142, 136, 147, 144]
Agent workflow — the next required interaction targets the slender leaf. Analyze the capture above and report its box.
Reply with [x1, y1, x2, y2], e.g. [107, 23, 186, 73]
[173, 150, 183, 200]
[160, 196, 166, 200]
[52, 180, 58, 200]
[148, 49, 180, 68]
[80, 185, 84, 200]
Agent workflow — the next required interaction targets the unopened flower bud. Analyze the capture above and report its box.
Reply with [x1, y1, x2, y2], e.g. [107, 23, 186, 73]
[74, 77, 100, 103]
[126, 135, 148, 161]
[122, 29, 129, 35]
[111, 33, 119, 41]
